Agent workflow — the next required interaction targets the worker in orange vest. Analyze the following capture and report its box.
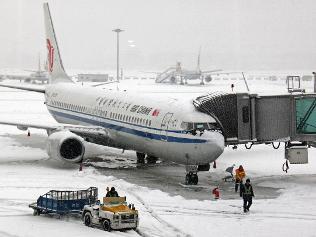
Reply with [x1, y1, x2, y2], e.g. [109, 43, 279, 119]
[235, 165, 246, 192]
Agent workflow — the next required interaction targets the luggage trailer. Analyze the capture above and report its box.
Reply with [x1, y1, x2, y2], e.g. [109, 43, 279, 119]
[29, 187, 98, 216]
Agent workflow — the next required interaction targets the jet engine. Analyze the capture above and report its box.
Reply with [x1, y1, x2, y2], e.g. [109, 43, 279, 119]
[204, 76, 212, 82]
[47, 131, 85, 163]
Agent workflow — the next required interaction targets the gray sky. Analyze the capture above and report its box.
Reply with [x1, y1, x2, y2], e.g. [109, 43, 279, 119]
[1, 0, 316, 71]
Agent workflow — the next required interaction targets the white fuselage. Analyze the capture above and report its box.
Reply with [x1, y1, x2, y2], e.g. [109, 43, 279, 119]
[44, 83, 224, 165]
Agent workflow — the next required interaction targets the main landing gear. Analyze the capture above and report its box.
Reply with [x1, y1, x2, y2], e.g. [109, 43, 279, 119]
[136, 152, 145, 164]
[136, 152, 158, 164]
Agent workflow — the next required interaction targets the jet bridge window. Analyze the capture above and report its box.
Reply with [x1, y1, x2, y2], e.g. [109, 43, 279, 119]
[296, 97, 316, 134]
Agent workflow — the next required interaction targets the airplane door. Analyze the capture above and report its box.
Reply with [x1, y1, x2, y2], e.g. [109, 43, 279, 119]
[160, 113, 173, 141]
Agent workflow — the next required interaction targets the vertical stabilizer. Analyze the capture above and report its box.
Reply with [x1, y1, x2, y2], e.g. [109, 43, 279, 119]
[196, 46, 201, 72]
[43, 3, 72, 83]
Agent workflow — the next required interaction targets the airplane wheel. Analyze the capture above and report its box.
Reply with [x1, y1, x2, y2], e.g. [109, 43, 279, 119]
[185, 174, 191, 185]
[185, 173, 198, 185]
[136, 152, 145, 164]
[192, 174, 199, 185]
[147, 155, 158, 164]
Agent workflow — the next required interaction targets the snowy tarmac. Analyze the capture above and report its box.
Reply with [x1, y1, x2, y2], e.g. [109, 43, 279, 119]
[1, 78, 316, 237]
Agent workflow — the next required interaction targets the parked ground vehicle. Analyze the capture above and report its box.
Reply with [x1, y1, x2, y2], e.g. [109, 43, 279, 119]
[29, 187, 98, 215]
[82, 196, 139, 231]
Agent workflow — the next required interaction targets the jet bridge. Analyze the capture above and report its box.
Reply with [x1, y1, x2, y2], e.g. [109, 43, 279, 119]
[193, 92, 316, 163]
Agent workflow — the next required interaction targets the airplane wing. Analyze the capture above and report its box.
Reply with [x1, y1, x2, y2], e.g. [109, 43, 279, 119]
[5, 75, 29, 80]
[0, 82, 45, 93]
[0, 120, 109, 138]
[201, 69, 223, 74]
[206, 71, 243, 76]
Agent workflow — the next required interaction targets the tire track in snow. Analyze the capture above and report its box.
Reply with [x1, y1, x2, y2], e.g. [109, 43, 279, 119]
[127, 188, 192, 237]
[0, 231, 21, 237]
[150, 204, 316, 221]
[85, 173, 190, 237]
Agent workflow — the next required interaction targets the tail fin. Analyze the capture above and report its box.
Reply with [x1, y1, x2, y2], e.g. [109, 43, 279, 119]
[43, 3, 73, 83]
[196, 46, 201, 72]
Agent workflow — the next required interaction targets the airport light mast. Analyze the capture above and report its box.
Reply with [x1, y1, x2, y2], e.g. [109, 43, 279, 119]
[113, 28, 124, 85]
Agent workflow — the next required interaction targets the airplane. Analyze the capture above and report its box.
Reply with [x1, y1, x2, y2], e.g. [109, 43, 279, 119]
[1, 55, 48, 84]
[0, 3, 225, 185]
[155, 50, 222, 85]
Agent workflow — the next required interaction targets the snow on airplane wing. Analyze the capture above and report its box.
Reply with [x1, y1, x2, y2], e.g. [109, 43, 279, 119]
[0, 120, 109, 138]
[0, 82, 45, 93]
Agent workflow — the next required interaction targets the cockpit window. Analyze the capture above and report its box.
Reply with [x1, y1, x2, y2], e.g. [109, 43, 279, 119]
[181, 122, 193, 130]
[194, 123, 209, 130]
[181, 121, 222, 134]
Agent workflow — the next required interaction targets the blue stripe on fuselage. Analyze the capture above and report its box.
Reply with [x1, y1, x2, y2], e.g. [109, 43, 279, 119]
[47, 107, 207, 144]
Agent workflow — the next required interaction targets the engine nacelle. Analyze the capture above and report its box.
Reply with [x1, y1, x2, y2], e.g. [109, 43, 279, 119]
[205, 76, 212, 82]
[47, 131, 85, 163]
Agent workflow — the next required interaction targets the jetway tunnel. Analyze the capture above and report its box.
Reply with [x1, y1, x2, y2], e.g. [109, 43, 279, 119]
[193, 92, 316, 153]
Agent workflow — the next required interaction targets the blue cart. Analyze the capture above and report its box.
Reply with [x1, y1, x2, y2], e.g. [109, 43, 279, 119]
[29, 187, 98, 216]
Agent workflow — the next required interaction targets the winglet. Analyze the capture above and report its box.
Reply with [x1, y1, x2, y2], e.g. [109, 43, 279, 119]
[43, 3, 73, 83]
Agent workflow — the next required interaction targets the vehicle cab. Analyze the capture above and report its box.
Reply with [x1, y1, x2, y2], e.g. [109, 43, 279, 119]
[82, 196, 139, 231]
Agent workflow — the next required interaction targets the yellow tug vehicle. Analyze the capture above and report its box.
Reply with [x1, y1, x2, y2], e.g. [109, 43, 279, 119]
[82, 196, 139, 231]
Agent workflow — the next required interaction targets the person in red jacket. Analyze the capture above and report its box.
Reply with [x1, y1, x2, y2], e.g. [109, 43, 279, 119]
[212, 186, 220, 200]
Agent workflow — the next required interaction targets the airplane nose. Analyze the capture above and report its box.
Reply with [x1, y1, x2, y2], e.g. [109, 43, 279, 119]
[204, 131, 225, 160]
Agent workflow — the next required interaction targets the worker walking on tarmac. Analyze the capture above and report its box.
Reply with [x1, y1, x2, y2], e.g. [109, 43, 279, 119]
[240, 178, 255, 212]
[235, 165, 246, 192]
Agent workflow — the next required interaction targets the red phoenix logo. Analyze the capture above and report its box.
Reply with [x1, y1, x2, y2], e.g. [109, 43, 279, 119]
[46, 39, 54, 72]
[152, 109, 160, 116]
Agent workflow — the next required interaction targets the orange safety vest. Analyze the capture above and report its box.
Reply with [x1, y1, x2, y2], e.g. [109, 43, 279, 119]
[235, 168, 246, 181]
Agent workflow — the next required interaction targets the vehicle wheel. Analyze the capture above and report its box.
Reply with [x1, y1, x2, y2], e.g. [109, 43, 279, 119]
[84, 212, 92, 227]
[33, 209, 40, 216]
[102, 219, 111, 232]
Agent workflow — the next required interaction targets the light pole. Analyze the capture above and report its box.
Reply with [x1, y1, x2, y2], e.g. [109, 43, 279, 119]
[113, 28, 123, 85]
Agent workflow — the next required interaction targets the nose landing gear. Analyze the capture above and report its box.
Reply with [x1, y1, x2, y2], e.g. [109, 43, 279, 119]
[185, 172, 199, 185]
[185, 165, 199, 185]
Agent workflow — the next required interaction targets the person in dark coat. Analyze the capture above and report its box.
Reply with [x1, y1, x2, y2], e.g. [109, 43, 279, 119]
[106, 187, 119, 197]
[240, 178, 254, 213]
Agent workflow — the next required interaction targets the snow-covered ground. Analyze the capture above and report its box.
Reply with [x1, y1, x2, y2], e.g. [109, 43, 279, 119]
[1, 78, 316, 237]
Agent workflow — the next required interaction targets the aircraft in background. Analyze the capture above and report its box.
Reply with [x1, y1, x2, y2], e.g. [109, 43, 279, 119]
[0, 55, 48, 84]
[155, 50, 222, 85]
[0, 3, 225, 185]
